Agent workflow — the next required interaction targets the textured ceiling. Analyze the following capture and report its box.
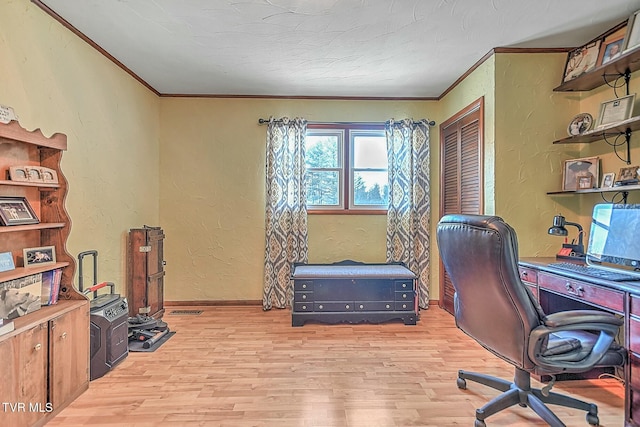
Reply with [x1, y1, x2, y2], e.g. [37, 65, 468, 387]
[37, 0, 640, 98]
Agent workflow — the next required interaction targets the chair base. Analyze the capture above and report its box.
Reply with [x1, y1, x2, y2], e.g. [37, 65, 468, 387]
[457, 368, 599, 427]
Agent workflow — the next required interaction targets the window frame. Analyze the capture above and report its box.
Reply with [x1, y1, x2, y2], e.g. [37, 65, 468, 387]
[306, 123, 387, 215]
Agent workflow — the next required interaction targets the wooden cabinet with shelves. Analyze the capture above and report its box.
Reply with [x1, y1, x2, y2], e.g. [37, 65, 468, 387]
[0, 120, 89, 426]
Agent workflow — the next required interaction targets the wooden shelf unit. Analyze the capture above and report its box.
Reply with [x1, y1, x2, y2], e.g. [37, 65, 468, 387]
[0, 119, 89, 427]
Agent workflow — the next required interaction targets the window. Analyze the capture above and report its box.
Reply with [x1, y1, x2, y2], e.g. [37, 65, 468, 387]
[305, 124, 388, 213]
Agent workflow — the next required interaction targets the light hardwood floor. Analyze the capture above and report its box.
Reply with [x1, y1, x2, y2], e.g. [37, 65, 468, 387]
[47, 306, 624, 427]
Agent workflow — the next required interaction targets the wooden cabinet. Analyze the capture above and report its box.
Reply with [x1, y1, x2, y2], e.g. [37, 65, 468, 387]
[0, 120, 89, 426]
[127, 226, 165, 318]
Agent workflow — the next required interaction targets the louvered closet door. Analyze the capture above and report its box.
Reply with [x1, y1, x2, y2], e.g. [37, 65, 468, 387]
[439, 99, 483, 314]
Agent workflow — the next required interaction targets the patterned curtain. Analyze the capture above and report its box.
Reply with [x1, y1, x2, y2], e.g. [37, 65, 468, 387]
[263, 117, 309, 310]
[385, 119, 431, 309]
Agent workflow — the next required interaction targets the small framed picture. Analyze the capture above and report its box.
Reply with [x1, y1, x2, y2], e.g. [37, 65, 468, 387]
[563, 40, 601, 82]
[601, 172, 616, 188]
[578, 176, 593, 189]
[8, 166, 29, 182]
[598, 25, 627, 66]
[563, 157, 599, 191]
[40, 167, 58, 184]
[618, 165, 640, 182]
[0, 197, 39, 226]
[23, 246, 56, 268]
[623, 10, 640, 53]
[26, 167, 42, 182]
[596, 94, 636, 129]
[567, 113, 594, 136]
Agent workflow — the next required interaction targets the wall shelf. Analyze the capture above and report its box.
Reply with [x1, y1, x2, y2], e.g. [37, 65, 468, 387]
[0, 261, 69, 283]
[0, 222, 65, 233]
[553, 116, 640, 144]
[553, 45, 640, 92]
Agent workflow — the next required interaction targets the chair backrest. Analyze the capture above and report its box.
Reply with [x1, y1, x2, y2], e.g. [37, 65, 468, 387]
[436, 214, 543, 370]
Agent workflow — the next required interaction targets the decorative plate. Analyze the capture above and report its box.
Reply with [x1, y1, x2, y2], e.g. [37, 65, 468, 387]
[567, 113, 594, 136]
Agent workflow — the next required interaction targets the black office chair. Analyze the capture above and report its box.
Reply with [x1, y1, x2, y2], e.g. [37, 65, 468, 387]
[436, 214, 626, 427]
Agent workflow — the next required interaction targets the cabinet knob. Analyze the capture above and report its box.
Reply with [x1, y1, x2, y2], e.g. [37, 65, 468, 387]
[386, 304, 390, 309]
[34, 343, 42, 351]
[359, 304, 364, 309]
[61, 332, 67, 339]
[302, 294, 307, 300]
[345, 304, 350, 309]
[302, 284, 307, 289]
[302, 305, 307, 310]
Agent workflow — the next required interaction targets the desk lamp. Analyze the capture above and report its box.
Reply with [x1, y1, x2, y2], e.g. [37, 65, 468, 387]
[548, 214, 585, 260]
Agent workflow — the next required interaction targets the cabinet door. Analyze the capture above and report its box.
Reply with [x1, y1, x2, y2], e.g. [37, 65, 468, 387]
[49, 306, 89, 409]
[0, 323, 48, 427]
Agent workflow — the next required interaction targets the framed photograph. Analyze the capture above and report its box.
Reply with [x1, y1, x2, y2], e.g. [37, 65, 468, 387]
[40, 167, 58, 184]
[598, 25, 627, 65]
[563, 40, 601, 82]
[8, 166, 29, 182]
[596, 94, 636, 129]
[623, 10, 640, 53]
[25, 167, 42, 182]
[567, 112, 594, 136]
[23, 246, 56, 268]
[601, 172, 616, 188]
[563, 157, 599, 191]
[618, 165, 640, 182]
[578, 176, 593, 189]
[0, 197, 39, 226]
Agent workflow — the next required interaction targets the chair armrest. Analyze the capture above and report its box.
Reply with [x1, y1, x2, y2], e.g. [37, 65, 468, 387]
[528, 310, 622, 373]
[543, 310, 623, 328]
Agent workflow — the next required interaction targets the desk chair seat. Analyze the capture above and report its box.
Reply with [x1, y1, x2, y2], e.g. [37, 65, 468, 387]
[437, 214, 626, 427]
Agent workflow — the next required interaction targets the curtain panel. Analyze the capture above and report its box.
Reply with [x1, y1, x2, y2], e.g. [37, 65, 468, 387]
[263, 117, 309, 310]
[385, 119, 431, 308]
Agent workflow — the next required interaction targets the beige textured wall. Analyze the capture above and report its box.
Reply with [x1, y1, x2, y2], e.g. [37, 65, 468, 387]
[158, 98, 437, 302]
[0, 1, 160, 294]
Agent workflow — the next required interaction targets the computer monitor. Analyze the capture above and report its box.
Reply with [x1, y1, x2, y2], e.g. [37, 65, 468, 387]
[586, 203, 640, 274]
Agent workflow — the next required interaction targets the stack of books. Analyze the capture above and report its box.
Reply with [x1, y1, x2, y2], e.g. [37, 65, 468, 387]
[41, 268, 63, 305]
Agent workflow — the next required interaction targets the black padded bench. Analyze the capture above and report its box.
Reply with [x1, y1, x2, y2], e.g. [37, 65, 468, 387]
[290, 260, 418, 327]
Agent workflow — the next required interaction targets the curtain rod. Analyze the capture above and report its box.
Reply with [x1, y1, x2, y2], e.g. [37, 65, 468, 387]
[257, 118, 436, 126]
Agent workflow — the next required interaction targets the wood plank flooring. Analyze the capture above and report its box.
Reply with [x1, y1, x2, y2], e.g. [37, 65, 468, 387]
[47, 306, 624, 426]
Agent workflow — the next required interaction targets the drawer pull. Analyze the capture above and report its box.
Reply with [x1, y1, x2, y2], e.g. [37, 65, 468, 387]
[345, 304, 350, 309]
[34, 343, 42, 351]
[386, 304, 391, 309]
[302, 284, 307, 289]
[302, 305, 307, 310]
[402, 293, 407, 299]
[359, 304, 364, 309]
[565, 282, 585, 297]
[318, 304, 324, 310]
[61, 332, 67, 339]
[302, 294, 307, 300]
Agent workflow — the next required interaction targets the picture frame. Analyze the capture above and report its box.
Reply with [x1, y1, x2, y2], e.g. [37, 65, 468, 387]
[623, 10, 640, 53]
[598, 25, 627, 66]
[562, 157, 599, 191]
[601, 172, 616, 188]
[0, 252, 15, 273]
[23, 246, 56, 268]
[40, 167, 58, 184]
[26, 167, 42, 182]
[8, 166, 29, 182]
[567, 112, 594, 136]
[0, 197, 39, 226]
[563, 40, 601, 82]
[618, 165, 640, 182]
[578, 176, 593, 189]
[596, 94, 636, 129]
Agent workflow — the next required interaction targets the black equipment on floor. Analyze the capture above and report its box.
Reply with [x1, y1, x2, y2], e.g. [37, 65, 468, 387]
[78, 250, 129, 381]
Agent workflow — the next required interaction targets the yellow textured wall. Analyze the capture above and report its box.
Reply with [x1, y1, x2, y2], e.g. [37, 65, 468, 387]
[0, 1, 160, 293]
[158, 98, 436, 302]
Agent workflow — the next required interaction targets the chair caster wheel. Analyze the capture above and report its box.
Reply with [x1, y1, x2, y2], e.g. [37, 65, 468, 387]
[518, 403, 527, 408]
[474, 419, 486, 427]
[457, 377, 467, 389]
[586, 413, 599, 426]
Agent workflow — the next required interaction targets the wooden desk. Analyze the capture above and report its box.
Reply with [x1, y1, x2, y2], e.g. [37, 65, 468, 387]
[519, 257, 640, 427]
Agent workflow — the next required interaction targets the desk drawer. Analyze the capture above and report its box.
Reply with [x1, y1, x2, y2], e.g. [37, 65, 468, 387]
[519, 267, 538, 284]
[538, 272, 624, 313]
